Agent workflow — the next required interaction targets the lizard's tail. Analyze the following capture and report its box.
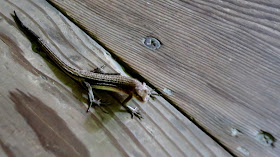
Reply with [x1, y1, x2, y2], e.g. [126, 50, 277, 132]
[13, 11, 40, 42]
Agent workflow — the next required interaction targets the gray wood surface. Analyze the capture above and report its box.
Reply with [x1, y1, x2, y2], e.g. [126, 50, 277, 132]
[47, 0, 280, 156]
[0, 0, 231, 156]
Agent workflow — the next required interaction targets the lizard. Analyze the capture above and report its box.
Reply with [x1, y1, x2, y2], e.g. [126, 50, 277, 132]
[13, 11, 151, 119]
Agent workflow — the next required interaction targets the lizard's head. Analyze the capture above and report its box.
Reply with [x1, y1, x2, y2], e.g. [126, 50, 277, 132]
[134, 82, 151, 102]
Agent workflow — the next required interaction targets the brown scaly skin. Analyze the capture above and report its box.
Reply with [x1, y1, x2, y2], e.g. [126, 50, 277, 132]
[13, 11, 150, 119]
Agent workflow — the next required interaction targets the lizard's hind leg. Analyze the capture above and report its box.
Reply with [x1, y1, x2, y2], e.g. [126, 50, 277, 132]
[92, 65, 120, 75]
[83, 81, 101, 112]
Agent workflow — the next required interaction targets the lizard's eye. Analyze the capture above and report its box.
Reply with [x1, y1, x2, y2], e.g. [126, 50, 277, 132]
[135, 93, 144, 102]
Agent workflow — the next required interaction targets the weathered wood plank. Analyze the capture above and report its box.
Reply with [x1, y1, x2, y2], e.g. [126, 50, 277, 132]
[47, 0, 280, 156]
[0, 0, 230, 156]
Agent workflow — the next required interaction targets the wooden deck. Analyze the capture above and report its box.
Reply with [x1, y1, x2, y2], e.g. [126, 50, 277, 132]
[45, 0, 280, 157]
[0, 0, 232, 157]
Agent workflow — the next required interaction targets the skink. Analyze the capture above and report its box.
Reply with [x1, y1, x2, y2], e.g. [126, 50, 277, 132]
[13, 11, 150, 119]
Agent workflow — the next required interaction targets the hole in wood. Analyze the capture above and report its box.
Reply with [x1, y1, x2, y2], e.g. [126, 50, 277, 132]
[142, 36, 161, 50]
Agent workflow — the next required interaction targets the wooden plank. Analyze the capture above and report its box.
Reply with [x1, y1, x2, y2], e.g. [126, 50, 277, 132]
[46, 0, 280, 156]
[0, 0, 230, 156]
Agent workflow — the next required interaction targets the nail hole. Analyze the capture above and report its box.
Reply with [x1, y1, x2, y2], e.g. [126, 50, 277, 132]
[142, 36, 161, 50]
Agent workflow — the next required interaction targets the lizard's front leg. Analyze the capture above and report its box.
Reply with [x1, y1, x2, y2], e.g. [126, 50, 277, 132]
[122, 94, 142, 119]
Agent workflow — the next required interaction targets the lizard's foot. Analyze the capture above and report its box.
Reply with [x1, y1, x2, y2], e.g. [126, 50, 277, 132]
[127, 106, 143, 119]
[87, 99, 101, 112]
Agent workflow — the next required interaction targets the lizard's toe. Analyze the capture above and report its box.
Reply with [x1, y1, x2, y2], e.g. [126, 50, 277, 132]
[127, 106, 143, 119]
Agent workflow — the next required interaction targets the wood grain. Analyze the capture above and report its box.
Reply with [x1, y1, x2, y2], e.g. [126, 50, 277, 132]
[0, 0, 230, 156]
[47, 0, 280, 156]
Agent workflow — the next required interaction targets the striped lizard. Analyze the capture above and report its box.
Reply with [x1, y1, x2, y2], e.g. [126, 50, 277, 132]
[13, 11, 151, 119]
